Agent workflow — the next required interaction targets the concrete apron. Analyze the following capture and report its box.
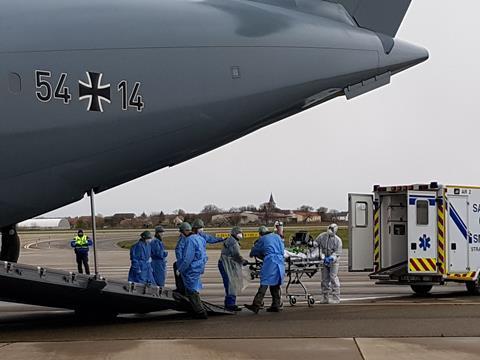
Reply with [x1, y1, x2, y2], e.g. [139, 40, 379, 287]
[2, 338, 480, 360]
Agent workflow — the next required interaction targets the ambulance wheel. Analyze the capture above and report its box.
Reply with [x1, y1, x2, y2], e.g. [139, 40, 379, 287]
[410, 284, 433, 296]
[308, 296, 315, 307]
[289, 296, 297, 306]
[0, 226, 20, 263]
[466, 280, 480, 295]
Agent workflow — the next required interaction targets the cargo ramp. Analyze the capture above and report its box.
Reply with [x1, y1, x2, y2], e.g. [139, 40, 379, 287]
[0, 261, 232, 317]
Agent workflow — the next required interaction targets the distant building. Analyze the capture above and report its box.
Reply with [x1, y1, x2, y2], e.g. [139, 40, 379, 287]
[172, 216, 184, 226]
[18, 218, 71, 230]
[104, 213, 136, 227]
[290, 211, 322, 224]
[268, 193, 276, 210]
[332, 211, 349, 222]
[212, 211, 260, 226]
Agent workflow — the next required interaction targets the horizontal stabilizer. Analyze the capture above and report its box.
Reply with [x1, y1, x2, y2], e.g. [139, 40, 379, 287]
[326, 0, 412, 37]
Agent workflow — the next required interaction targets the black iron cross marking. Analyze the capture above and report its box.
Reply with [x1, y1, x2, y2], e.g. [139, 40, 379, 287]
[79, 72, 111, 112]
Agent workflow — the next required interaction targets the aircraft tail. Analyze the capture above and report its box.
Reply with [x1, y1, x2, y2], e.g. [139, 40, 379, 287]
[326, 0, 412, 38]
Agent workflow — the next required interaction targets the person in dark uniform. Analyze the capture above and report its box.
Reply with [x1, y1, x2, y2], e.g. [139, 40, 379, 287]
[70, 229, 92, 275]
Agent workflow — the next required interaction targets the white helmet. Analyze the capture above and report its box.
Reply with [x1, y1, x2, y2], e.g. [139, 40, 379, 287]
[327, 223, 338, 236]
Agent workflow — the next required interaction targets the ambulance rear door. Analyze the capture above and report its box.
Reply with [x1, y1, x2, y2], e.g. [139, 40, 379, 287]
[349, 193, 374, 272]
[408, 191, 438, 274]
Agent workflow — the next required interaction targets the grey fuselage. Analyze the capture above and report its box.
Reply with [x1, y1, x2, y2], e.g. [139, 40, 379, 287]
[0, 0, 428, 227]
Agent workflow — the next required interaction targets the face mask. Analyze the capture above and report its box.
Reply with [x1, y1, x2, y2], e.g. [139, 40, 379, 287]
[146, 239, 152, 243]
[198, 228, 204, 233]
[236, 233, 243, 240]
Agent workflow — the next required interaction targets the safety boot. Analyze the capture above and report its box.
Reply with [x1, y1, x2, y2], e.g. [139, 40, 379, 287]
[266, 306, 283, 313]
[320, 295, 329, 304]
[226, 305, 242, 312]
[244, 304, 260, 314]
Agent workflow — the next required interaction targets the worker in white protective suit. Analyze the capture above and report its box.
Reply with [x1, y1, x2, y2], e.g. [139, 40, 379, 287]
[315, 224, 343, 304]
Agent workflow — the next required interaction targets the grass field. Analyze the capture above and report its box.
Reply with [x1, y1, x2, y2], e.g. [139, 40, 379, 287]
[118, 227, 349, 250]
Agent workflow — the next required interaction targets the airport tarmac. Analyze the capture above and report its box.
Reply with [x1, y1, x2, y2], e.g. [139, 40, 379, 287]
[2, 233, 480, 359]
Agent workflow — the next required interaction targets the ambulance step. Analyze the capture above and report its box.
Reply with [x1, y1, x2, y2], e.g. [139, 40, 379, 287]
[370, 261, 408, 281]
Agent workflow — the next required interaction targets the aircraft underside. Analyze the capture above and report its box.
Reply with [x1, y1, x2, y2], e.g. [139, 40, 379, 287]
[0, 0, 428, 270]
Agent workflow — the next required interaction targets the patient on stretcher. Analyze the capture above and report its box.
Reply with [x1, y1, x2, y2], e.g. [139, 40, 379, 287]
[284, 247, 320, 261]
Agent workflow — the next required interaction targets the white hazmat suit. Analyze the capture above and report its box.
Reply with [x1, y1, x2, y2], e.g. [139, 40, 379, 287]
[315, 224, 343, 304]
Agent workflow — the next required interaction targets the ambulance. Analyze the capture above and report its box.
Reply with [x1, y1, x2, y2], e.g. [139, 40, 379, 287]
[349, 182, 480, 295]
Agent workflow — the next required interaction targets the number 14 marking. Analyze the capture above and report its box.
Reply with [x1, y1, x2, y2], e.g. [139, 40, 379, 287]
[118, 80, 144, 112]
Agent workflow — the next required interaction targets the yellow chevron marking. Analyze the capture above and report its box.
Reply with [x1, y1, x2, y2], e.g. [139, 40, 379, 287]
[410, 258, 437, 272]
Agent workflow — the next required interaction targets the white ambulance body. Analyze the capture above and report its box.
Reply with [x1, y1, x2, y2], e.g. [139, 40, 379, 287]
[349, 182, 480, 295]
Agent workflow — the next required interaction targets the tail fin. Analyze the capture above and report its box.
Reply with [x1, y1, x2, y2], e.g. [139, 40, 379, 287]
[326, 0, 412, 37]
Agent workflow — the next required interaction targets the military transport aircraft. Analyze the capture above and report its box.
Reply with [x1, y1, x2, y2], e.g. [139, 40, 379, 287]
[0, 0, 427, 263]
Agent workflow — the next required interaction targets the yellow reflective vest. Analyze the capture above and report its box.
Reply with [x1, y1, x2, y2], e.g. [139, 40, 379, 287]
[74, 235, 89, 248]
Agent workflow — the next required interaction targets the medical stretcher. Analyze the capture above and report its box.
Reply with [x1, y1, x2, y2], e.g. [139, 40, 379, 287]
[284, 257, 321, 306]
[248, 231, 322, 307]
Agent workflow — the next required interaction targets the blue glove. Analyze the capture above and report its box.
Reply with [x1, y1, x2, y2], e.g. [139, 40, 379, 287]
[324, 256, 332, 266]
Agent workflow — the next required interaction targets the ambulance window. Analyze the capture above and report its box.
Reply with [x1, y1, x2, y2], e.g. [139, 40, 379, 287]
[355, 202, 368, 227]
[417, 200, 429, 225]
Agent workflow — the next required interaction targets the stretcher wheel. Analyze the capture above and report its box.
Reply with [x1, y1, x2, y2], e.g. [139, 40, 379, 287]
[308, 296, 315, 307]
[289, 296, 297, 306]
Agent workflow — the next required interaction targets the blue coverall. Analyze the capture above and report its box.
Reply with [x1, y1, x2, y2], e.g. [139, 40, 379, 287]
[151, 237, 168, 287]
[128, 240, 155, 284]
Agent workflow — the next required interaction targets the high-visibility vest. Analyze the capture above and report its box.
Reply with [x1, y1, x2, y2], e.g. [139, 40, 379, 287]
[74, 235, 88, 248]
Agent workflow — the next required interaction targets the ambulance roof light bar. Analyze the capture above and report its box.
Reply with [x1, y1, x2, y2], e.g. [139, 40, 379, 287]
[373, 182, 440, 193]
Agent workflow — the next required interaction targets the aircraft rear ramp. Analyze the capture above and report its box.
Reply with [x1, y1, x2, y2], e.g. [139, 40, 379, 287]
[0, 261, 232, 317]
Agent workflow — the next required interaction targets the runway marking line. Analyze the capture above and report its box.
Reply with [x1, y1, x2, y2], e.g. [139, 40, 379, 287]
[327, 301, 480, 306]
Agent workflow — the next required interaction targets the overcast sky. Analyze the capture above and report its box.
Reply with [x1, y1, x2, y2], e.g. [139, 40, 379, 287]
[47, 0, 480, 218]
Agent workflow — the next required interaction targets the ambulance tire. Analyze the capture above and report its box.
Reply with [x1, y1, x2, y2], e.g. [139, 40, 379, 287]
[410, 284, 432, 296]
[0, 226, 20, 263]
[466, 280, 480, 295]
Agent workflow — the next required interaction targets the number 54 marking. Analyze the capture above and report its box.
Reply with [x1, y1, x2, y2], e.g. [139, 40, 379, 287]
[35, 70, 72, 104]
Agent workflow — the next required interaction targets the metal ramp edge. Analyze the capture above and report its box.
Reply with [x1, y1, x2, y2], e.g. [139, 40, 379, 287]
[0, 262, 233, 316]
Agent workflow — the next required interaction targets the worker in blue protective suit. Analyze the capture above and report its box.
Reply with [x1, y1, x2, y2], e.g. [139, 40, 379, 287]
[151, 226, 168, 287]
[175, 222, 208, 319]
[128, 231, 155, 284]
[173, 222, 190, 295]
[70, 229, 93, 275]
[244, 226, 285, 314]
[218, 226, 248, 311]
[192, 219, 225, 245]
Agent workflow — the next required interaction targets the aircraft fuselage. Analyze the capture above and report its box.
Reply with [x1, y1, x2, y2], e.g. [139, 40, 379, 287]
[0, 0, 427, 228]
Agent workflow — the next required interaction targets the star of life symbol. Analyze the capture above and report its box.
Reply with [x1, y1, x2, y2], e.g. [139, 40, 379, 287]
[419, 234, 431, 251]
[79, 72, 111, 112]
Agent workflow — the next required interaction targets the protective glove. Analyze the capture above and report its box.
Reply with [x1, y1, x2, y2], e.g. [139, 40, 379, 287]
[175, 270, 181, 277]
[242, 260, 249, 266]
[324, 256, 333, 266]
